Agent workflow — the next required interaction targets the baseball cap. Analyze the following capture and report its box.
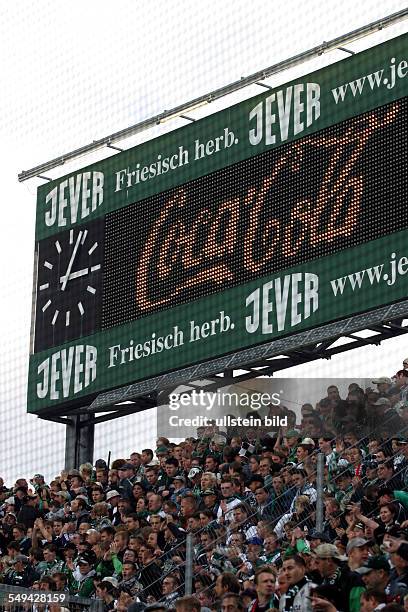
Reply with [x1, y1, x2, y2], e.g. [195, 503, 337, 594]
[346, 538, 370, 554]
[77, 557, 92, 565]
[156, 446, 169, 455]
[300, 438, 315, 447]
[188, 467, 202, 479]
[33, 474, 44, 479]
[355, 555, 390, 574]
[54, 490, 71, 501]
[373, 398, 391, 406]
[202, 489, 217, 496]
[372, 377, 392, 385]
[101, 576, 119, 589]
[308, 530, 330, 542]
[211, 434, 226, 445]
[314, 544, 347, 561]
[4, 497, 15, 505]
[106, 490, 120, 501]
[118, 463, 134, 471]
[247, 536, 263, 545]
[173, 475, 186, 483]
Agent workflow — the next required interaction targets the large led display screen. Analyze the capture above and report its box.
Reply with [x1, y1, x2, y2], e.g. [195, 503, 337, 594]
[28, 33, 408, 413]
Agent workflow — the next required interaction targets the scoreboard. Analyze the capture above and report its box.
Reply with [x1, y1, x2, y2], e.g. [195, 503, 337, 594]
[28, 33, 408, 414]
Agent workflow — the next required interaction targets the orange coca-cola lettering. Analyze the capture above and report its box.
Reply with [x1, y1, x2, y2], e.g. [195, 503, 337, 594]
[136, 103, 400, 312]
[136, 191, 233, 312]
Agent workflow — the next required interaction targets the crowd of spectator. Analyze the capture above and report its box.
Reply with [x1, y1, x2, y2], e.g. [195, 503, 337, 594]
[2, 366, 408, 611]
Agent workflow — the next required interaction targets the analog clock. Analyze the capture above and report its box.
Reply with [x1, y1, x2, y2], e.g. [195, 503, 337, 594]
[35, 219, 104, 352]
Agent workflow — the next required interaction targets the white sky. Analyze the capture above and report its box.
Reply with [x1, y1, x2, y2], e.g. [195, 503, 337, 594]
[0, 1, 407, 483]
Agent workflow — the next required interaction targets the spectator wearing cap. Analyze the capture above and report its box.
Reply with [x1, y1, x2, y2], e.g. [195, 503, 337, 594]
[308, 529, 331, 550]
[117, 463, 136, 500]
[314, 543, 364, 612]
[170, 475, 190, 504]
[3, 553, 39, 587]
[201, 489, 219, 518]
[68, 552, 96, 597]
[373, 397, 404, 438]
[30, 474, 46, 491]
[16, 492, 41, 529]
[346, 538, 371, 571]
[372, 377, 393, 398]
[355, 556, 399, 601]
[333, 468, 354, 512]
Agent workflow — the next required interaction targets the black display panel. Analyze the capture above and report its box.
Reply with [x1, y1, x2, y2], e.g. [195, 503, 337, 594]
[101, 98, 407, 329]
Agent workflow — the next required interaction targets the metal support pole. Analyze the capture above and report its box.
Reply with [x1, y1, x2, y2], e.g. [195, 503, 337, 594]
[64, 414, 95, 471]
[316, 453, 325, 532]
[185, 533, 193, 596]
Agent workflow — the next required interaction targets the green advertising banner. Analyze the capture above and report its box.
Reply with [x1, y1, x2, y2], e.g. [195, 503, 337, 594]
[35, 32, 408, 241]
[28, 228, 408, 413]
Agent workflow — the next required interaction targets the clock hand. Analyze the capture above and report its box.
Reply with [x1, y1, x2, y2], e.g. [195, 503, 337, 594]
[61, 230, 83, 291]
[59, 267, 89, 283]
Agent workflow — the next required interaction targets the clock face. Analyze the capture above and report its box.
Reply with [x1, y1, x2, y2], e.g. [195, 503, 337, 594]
[35, 219, 105, 352]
